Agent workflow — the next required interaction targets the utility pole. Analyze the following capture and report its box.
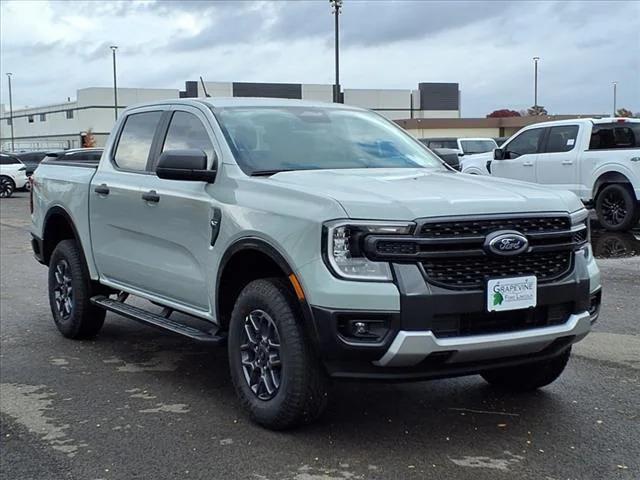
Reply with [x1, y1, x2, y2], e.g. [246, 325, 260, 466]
[110, 46, 118, 121]
[6, 73, 14, 152]
[612, 81, 617, 117]
[330, 0, 343, 103]
[533, 56, 540, 107]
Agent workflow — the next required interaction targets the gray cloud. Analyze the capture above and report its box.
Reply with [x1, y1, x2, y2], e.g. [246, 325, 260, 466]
[1, 0, 638, 116]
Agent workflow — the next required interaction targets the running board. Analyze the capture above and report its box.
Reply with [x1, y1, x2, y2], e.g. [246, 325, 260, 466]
[91, 295, 226, 345]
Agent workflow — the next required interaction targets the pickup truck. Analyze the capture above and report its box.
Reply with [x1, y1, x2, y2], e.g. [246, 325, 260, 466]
[31, 98, 602, 430]
[489, 118, 640, 231]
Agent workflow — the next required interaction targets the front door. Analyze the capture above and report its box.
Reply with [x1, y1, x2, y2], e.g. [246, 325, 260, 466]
[491, 127, 544, 183]
[536, 124, 580, 194]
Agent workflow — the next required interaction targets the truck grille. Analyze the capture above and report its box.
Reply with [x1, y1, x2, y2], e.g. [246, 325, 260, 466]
[421, 251, 572, 289]
[363, 213, 586, 290]
[419, 216, 570, 238]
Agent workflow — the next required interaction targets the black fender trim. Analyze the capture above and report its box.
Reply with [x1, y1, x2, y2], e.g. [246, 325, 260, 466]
[216, 237, 322, 351]
[593, 172, 634, 200]
[42, 206, 89, 269]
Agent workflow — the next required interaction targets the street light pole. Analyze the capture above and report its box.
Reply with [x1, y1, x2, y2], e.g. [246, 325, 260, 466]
[612, 81, 617, 117]
[6, 73, 15, 152]
[330, 0, 342, 103]
[533, 56, 540, 107]
[110, 46, 118, 121]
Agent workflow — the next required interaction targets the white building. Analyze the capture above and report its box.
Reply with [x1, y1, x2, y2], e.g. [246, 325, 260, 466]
[1, 81, 461, 151]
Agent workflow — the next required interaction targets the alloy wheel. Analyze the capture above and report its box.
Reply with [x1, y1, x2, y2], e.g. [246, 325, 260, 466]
[240, 309, 282, 400]
[601, 190, 628, 226]
[0, 178, 13, 198]
[53, 259, 73, 320]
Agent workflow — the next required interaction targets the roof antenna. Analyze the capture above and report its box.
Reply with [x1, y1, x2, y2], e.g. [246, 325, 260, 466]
[199, 76, 211, 98]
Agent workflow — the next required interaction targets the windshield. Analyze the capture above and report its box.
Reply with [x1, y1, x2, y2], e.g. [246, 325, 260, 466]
[214, 107, 445, 174]
[459, 139, 497, 154]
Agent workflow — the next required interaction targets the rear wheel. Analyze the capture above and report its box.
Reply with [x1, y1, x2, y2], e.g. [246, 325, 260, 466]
[481, 347, 571, 391]
[0, 176, 15, 198]
[596, 184, 639, 231]
[48, 239, 106, 339]
[228, 278, 328, 430]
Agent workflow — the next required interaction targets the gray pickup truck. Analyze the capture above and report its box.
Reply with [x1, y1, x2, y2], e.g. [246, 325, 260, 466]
[31, 98, 602, 429]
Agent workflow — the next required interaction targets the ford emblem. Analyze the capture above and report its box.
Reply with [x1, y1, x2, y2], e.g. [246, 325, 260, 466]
[485, 231, 529, 256]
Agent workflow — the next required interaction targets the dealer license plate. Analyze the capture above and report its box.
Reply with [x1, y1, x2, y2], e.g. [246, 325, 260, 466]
[487, 276, 537, 312]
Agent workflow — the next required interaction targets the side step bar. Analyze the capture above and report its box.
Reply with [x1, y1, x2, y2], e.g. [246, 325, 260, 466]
[91, 295, 226, 345]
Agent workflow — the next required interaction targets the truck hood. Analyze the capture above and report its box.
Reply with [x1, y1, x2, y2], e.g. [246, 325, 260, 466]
[268, 168, 584, 220]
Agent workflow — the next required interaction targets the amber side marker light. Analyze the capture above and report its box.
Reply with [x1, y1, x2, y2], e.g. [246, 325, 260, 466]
[288, 273, 305, 301]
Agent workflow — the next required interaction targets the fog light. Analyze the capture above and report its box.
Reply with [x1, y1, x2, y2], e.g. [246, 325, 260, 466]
[337, 315, 391, 343]
[353, 321, 368, 336]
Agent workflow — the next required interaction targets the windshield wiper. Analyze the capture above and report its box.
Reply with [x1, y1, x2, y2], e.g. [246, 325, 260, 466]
[250, 168, 301, 176]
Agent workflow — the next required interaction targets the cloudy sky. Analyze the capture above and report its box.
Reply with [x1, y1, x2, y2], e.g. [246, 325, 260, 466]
[1, 0, 638, 116]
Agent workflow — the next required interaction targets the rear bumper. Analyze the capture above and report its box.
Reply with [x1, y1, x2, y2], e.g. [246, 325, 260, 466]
[309, 250, 600, 380]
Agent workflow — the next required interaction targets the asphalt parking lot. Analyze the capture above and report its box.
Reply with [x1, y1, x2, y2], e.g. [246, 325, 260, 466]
[1, 193, 638, 480]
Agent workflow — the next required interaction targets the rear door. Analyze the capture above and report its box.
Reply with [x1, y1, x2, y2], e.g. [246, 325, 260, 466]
[491, 127, 544, 183]
[535, 124, 580, 193]
[89, 106, 168, 294]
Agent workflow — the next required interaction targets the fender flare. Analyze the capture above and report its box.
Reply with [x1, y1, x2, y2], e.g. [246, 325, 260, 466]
[216, 237, 321, 348]
[592, 171, 634, 200]
[42, 205, 87, 266]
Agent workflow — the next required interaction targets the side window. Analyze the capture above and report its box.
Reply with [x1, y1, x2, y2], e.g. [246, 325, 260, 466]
[590, 123, 640, 150]
[545, 125, 579, 153]
[161, 111, 215, 163]
[505, 128, 544, 158]
[114, 111, 162, 171]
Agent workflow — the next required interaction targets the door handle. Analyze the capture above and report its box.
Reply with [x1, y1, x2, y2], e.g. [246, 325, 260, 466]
[142, 190, 160, 203]
[522, 162, 534, 167]
[94, 184, 110, 195]
[562, 160, 573, 165]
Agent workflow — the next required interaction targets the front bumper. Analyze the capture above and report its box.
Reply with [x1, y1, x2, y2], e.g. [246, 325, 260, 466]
[308, 250, 601, 380]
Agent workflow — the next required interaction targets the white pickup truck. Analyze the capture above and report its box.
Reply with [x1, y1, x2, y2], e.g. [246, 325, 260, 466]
[487, 118, 640, 231]
[31, 98, 601, 429]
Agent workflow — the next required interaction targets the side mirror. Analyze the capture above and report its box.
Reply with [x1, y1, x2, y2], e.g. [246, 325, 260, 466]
[493, 148, 505, 160]
[156, 149, 217, 183]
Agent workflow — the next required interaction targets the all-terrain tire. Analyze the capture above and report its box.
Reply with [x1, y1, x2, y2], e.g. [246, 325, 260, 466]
[596, 184, 639, 232]
[228, 278, 328, 430]
[48, 239, 106, 339]
[481, 347, 572, 391]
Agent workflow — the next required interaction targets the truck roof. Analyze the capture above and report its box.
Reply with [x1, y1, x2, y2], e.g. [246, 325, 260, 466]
[126, 97, 360, 111]
[520, 117, 640, 129]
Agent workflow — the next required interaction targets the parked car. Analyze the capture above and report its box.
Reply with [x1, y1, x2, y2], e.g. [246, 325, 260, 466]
[0, 152, 28, 198]
[429, 147, 460, 170]
[490, 118, 640, 231]
[41, 148, 104, 166]
[15, 151, 48, 176]
[420, 137, 498, 156]
[31, 98, 601, 429]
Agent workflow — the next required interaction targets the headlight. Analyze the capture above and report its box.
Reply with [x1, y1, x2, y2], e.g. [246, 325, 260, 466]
[323, 220, 414, 281]
[570, 209, 590, 246]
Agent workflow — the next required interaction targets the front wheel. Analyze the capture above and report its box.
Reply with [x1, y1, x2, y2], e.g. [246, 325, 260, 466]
[0, 176, 15, 198]
[596, 184, 639, 231]
[228, 278, 328, 430]
[481, 347, 571, 391]
[48, 239, 106, 339]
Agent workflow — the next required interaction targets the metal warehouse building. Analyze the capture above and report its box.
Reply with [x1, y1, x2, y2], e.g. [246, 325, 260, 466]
[0, 81, 460, 151]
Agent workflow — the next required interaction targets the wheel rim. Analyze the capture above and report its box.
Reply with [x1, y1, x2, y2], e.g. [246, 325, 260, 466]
[601, 190, 628, 226]
[0, 179, 13, 198]
[53, 259, 73, 320]
[239, 309, 282, 401]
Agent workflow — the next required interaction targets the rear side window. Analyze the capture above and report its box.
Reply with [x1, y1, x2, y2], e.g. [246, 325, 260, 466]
[161, 112, 215, 162]
[589, 123, 640, 150]
[505, 128, 544, 157]
[0, 154, 20, 165]
[545, 125, 579, 153]
[114, 112, 162, 171]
